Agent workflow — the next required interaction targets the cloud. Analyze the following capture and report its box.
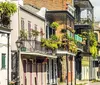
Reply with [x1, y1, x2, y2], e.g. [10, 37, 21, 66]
[90, 0, 100, 6]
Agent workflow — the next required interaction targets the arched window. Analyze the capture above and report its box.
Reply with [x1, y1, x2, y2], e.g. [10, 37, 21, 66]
[94, 33, 98, 41]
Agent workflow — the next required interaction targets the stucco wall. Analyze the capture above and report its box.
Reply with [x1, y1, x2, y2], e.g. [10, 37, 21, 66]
[19, 8, 46, 41]
[0, 34, 11, 85]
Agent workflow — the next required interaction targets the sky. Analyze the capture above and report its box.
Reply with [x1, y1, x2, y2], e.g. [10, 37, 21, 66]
[90, 0, 100, 21]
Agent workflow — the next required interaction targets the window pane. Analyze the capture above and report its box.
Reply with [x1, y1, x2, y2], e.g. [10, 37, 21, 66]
[2, 54, 6, 68]
[28, 21, 32, 38]
[21, 18, 24, 29]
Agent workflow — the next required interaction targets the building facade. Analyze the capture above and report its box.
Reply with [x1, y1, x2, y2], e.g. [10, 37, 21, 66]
[94, 22, 100, 80]
[23, 0, 76, 85]
[74, 0, 94, 82]
[0, 27, 11, 85]
[11, 1, 58, 84]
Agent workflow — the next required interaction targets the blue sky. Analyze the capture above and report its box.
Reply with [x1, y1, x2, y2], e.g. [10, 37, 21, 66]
[90, 0, 100, 21]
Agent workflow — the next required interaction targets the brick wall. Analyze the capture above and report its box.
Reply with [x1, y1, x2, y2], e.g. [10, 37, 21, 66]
[24, 0, 73, 10]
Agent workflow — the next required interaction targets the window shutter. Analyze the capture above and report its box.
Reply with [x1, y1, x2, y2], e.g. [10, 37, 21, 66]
[2, 54, 6, 68]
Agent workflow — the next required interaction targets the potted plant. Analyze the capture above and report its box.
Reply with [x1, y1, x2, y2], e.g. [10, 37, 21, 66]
[20, 29, 28, 40]
[50, 21, 59, 30]
[41, 35, 61, 52]
[0, 2, 17, 27]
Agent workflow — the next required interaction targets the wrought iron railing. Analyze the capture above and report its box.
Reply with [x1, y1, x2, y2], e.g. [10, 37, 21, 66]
[21, 40, 55, 55]
[75, 18, 93, 25]
[76, 42, 83, 50]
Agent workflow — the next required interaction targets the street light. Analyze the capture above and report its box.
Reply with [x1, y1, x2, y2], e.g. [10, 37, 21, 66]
[15, 37, 23, 85]
[16, 37, 23, 49]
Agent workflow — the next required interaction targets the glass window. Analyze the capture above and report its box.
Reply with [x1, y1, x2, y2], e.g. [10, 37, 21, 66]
[28, 21, 32, 39]
[34, 24, 38, 40]
[1, 53, 6, 69]
[21, 18, 24, 29]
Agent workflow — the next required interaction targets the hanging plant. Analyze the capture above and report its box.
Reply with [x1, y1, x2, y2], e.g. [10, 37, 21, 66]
[0, 2, 17, 27]
[69, 41, 77, 53]
[41, 35, 61, 51]
[89, 32, 97, 58]
[50, 35, 58, 41]
[50, 21, 59, 30]
[20, 29, 28, 40]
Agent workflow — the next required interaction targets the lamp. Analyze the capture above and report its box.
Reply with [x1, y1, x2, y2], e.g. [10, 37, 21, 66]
[15, 37, 23, 85]
[16, 37, 23, 49]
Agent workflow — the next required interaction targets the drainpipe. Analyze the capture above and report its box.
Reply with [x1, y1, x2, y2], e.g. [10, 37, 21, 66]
[70, 56, 73, 85]
[7, 33, 10, 85]
[66, 54, 68, 85]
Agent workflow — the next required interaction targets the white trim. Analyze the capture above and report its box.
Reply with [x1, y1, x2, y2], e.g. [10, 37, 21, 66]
[77, 48, 83, 52]
[56, 50, 75, 56]
[20, 51, 57, 58]
[0, 29, 11, 34]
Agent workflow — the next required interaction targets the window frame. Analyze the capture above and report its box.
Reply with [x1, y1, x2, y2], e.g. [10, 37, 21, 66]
[1, 53, 6, 69]
[21, 18, 24, 29]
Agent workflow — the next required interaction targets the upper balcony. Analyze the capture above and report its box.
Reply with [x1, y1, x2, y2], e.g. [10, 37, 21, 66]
[19, 39, 57, 58]
[74, 0, 94, 30]
[18, 28, 57, 58]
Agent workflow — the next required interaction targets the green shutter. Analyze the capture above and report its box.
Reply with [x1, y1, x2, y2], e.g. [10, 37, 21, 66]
[2, 54, 6, 68]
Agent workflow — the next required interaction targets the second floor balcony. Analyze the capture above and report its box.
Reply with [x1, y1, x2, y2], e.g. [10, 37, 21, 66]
[19, 39, 57, 58]
[74, 0, 94, 29]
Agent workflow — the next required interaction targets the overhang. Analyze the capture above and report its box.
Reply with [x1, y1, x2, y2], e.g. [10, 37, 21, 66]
[74, 0, 94, 9]
[56, 50, 76, 56]
[0, 26, 12, 34]
[75, 24, 91, 29]
[20, 51, 57, 58]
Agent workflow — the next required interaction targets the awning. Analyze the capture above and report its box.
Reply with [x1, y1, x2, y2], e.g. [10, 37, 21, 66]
[20, 51, 57, 58]
[56, 50, 76, 56]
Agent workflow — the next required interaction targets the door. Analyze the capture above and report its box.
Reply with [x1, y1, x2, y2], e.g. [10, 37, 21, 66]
[23, 60, 27, 85]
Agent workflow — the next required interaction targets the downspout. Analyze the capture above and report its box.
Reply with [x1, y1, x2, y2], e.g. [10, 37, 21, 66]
[7, 33, 10, 85]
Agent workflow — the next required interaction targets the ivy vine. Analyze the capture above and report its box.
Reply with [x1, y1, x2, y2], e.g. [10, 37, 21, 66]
[41, 35, 61, 50]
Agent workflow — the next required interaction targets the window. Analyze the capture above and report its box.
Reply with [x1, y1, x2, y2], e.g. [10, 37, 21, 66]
[21, 18, 24, 29]
[34, 24, 38, 40]
[28, 21, 32, 39]
[1, 53, 6, 69]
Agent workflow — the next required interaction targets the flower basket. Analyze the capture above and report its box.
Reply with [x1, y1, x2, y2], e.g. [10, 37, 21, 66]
[50, 22, 59, 30]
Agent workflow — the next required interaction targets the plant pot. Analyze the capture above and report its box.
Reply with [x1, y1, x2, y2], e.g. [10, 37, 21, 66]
[1, 15, 10, 27]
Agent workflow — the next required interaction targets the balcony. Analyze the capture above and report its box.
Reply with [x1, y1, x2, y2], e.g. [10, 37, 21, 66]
[20, 40, 57, 58]
[74, 0, 94, 30]
[75, 18, 92, 25]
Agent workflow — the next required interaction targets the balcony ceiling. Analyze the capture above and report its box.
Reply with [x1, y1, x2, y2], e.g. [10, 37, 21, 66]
[46, 10, 74, 22]
[75, 24, 92, 29]
[75, 0, 93, 9]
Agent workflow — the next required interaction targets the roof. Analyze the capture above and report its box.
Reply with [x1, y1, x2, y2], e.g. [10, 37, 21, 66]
[20, 5, 45, 21]
[74, 0, 94, 9]
[0, 26, 12, 34]
[23, 4, 40, 12]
